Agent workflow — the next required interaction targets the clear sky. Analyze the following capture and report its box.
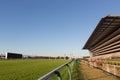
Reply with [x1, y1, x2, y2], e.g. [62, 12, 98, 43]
[0, 0, 120, 57]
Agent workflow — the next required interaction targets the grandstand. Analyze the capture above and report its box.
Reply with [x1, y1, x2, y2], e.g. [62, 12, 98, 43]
[82, 15, 120, 78]
[83, 15, 120, 60]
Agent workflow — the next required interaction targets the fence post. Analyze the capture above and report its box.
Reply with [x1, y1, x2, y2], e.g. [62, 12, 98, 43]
[38, 61, 72, 80]
[55, 71, 62, 80]
[71, 60, 75, 73]
[66, 64, 72, 80]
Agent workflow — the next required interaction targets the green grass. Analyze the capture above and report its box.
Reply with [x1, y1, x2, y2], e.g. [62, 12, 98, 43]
[50, 60, 80, 80]
[52, 60, 82, 80]
[51, 66, 69, 80]
[0, 59, 69, 80]
[97, 60, 120, 65]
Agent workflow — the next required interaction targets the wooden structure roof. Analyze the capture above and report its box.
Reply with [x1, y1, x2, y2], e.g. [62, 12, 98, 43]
[83, 15, 120, 50]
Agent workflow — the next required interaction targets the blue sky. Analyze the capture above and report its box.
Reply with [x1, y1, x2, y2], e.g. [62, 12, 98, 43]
[0, 0, 120, 57]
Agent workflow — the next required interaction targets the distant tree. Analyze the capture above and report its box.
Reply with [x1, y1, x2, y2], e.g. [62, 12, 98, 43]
[65, 56, 69, 60]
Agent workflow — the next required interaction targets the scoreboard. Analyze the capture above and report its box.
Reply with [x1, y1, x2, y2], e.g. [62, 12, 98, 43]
[6, 52, 23, 59]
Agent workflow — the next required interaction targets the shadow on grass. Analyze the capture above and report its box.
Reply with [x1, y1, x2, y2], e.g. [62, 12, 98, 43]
[72, 62, 85, 80]
[88, 74, 111, 80]
[79, 64, 120, 80]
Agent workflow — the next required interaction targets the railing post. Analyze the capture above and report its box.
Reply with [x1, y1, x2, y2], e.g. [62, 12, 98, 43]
[55, 71, 62, 80]
[71, 60, 75, 73]
[38, 61, 72, 80]
[66, 64, 72, 80]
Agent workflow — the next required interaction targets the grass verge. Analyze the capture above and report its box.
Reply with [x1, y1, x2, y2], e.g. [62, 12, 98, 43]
[0, 59, 69, 80]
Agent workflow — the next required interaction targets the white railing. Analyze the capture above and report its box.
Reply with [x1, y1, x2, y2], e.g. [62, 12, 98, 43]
[38, 61, 73, 80]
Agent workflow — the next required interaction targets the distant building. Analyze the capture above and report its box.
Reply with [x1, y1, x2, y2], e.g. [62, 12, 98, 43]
[83, 15, 120, 60]
[0, 54, 5, 59]
[6, 52, 23, 59]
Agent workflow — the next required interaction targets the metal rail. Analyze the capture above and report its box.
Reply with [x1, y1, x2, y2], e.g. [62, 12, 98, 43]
[38, 61, 73, 80]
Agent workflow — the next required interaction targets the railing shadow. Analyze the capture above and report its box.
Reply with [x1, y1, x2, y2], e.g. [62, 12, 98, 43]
[88, 74, 111, 80]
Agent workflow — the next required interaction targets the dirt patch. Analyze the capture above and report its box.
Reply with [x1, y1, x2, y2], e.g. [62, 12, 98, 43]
[80, 64, 119, 80]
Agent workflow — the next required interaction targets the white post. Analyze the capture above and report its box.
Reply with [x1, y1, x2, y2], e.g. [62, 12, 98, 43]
[64, 54, 66, 60]
[113, 65, 116, 75]
[107, 64, 110, 72]
[5, 52, 8, 59]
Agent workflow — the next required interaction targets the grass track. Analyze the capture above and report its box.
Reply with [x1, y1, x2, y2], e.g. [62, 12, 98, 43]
[0, 59, 69, 80]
